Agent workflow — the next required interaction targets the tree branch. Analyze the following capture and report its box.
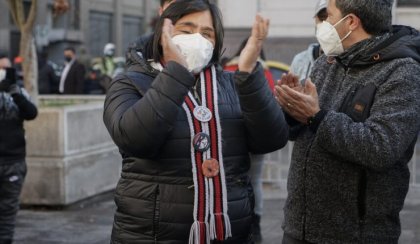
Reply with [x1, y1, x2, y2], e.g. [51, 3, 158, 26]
[25, 0, 38, 31]
[6, 0, 21, 29]
[15, 0, 25, 28]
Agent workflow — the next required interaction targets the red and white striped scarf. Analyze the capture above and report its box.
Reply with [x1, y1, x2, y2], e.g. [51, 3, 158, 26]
[182, 65, 232, 244]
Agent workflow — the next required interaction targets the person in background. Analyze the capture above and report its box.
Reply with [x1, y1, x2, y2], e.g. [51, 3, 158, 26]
[38, 51, 59, 94]
[103, 0, 289, 243]
[59, 47, 86, 94]
[276, 0, 420, 243]
[289, 0, 327, 83]
[224, 37, 275, 91]
[77, 46, 92, 72]
[0, 52, 38, 244]
[223, 37, 275, 243]
[93, 43, 116, 92]
[12, 57, 24, 85]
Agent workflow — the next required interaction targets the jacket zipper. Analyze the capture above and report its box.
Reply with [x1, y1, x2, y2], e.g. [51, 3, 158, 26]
[153, 185, 160, 243]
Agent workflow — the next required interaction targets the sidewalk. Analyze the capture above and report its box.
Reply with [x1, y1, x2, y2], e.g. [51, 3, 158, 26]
[14, 190, 420, 244]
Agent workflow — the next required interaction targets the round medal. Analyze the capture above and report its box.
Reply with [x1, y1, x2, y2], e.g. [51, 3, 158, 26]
[193, 106, 212, 122]
[202, 158, 220, 178]
[193, 132, 211, 152]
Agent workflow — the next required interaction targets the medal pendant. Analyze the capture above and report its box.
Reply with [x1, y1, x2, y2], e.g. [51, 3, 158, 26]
[202, 158, 220, 178]
[193, 106, 212, 122]
[193, 132, 211, 152]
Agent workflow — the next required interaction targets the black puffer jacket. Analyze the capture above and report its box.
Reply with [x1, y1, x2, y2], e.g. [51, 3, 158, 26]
[0, 90, 38, 164]
[103, 48, 289, 243]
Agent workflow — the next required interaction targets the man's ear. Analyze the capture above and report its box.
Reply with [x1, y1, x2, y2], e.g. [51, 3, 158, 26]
[348, 14, 360, 31]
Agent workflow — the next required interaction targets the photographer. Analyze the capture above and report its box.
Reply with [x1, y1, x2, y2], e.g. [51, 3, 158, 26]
[0, 52, 37, 244]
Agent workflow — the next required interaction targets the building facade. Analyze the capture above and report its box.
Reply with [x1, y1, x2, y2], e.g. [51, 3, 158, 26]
[0, 0, 160, 64]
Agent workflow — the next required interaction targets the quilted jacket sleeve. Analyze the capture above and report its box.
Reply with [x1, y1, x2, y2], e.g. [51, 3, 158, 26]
[103, 61, 195, 158]
[234, 63, 289, 154]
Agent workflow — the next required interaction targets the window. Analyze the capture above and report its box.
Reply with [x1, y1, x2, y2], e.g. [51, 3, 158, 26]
[89, 11, 113, 57]
[52, 0, 80, 30]
[123, 15, 144, 52]
[69, 0, 80, 30]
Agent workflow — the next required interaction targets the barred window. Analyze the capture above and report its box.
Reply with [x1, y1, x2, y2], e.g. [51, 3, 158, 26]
[123, 15, 144, 52]
[52, 0, 80, 30]
[89, 11, 113, 57]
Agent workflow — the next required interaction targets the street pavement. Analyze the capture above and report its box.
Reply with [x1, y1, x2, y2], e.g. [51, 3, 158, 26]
[13, 189, 420, 244]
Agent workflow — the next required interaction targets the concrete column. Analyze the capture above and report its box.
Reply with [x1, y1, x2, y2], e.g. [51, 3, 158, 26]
[393, 0, 398, 24]
[114, 0, 123, 56]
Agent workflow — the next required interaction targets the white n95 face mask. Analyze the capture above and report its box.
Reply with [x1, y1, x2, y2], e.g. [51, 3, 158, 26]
[172, 33, 214, 74]
[316, 15, 352, 56]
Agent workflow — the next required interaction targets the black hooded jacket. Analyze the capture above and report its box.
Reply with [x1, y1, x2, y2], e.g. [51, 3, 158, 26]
[0, 90, 38, 164]
[103, 45, 289, 243]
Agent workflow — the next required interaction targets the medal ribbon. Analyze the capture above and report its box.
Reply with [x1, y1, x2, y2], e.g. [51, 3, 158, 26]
[183, 66, 232, 244]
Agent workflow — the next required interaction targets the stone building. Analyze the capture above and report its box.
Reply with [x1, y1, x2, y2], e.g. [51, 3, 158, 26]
[0, 0, 160, 64]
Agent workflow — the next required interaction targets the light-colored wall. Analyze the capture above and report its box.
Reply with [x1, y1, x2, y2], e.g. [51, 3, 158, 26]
[219, 0, 316, 37]
[396, 7, 420, 30]
[219, 0, 420, 38]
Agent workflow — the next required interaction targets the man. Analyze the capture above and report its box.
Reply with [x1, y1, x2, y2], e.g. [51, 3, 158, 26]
[275, 0, 420, 243]
[59, 47, 86, 94]
[0, 52, 38, 244]
[101, 43, 116, 79]
[289, 0, 327, 82]
[91, 43, 117, 93]
[38, 51, 59, 94]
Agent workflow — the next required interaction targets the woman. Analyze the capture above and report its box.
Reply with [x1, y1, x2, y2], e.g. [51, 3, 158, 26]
[103, 1, 288, 243]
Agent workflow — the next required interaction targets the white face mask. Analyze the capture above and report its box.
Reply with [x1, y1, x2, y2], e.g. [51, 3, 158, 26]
[0, 69, 5, 82]
[316, 15, 352, 56]
[172, 33, 214, 74]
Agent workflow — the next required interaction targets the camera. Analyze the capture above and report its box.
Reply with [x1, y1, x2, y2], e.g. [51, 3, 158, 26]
[5, 67, 17, 82]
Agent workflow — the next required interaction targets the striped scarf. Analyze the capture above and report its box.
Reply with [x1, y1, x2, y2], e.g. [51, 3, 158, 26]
[182, 65, 232, 244]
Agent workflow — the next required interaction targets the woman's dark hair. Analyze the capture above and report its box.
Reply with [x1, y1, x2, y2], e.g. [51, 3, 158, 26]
[149, 0, 224, 64]
[160, 0, 173, 7]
